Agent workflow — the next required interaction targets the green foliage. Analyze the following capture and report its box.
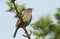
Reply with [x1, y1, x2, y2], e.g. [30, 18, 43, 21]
[15, 4, 25, 18]
[32, 30, 40, 39]
[55, 24, 60, 34]
[48, 24, 56, 32]
[54, 8, 60, 21]
[6, 1, 13, 8]
[17, 4, 25, 13]
[35, 36, 40, 39]
[6, 1, 25, 18]
[32, 16, 52, 30]
[31, 8, 60, 39]
[6, 1, 15, 12]
[33, 31, 41, 37]
[31, 16, 52, 39]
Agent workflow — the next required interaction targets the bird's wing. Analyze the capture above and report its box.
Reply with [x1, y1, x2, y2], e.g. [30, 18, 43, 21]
[28, 15, 32, 24]
[16, 18, 22, 28]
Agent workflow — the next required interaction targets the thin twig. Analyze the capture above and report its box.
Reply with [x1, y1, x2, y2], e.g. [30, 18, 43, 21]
[11, 0, 19, 14]
[12, 0, 23, 21]
[13, 2, 19, 14]
[23, 28, 31, 39]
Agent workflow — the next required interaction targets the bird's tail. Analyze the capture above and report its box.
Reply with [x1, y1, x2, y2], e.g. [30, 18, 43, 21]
[13, 29, 18, 38]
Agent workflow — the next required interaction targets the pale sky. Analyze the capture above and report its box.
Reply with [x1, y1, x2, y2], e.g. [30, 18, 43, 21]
[0, 0, 60, 39]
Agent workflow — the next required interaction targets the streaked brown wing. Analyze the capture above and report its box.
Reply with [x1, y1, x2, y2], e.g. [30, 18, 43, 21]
[16, 18, 22, 29]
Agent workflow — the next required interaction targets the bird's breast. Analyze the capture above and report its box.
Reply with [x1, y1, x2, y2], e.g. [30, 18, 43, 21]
[22, 13, 32, 22]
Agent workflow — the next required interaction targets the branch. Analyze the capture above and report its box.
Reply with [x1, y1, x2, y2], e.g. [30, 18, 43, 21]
[23, 28, 31, 39]
[12, 0, 19, 14]
[12, 0, 23, 21]
[13, 3, 18, 13]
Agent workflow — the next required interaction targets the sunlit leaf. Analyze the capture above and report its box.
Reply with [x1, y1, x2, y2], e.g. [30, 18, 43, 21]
[31, 16, 52, 30]
[14, 4, 25, 18]
[54, 8, 60, 21]
[6, 8, 15, 12]
[6, 1, 13, 8]
[33, 31, 41, 37]
[18, 4, 25, 13]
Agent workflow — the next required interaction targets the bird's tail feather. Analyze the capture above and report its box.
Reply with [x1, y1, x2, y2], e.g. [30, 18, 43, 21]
[13, 29, 18, 38]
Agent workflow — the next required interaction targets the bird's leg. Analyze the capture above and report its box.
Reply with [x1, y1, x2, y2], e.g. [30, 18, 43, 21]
[23, 27, 31, 39]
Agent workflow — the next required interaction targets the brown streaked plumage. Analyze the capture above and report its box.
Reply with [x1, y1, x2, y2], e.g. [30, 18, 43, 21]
[13, 8, 33, 38]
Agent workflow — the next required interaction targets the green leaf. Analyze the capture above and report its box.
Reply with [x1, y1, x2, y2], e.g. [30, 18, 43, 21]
[36, 36, 40, 39]
[31, 16, 52, 30]
[14, 4, 25, 18]
[48, 24, 56, 32]
[33, 31, 41, 37]
[57, 8, 60, 13]
[54, 8, 60, 21]
[6, 1, 13, 8]
[54, 13, 60, 20]
[6, 8, 15, 12]
[6, 1, 15, 12]
[18, 4, 25, 13]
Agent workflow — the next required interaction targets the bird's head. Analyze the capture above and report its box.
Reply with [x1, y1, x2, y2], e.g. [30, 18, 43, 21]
[25, 8, 33, 13]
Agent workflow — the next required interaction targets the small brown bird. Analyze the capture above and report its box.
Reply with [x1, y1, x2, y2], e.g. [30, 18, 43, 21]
[13, 8, 33, 38]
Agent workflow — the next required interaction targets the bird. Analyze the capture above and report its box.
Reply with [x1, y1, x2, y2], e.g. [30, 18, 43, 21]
[13, 8, 33, 38]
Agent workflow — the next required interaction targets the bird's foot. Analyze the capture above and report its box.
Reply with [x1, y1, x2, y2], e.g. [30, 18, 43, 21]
[22, 32, 31, 37]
